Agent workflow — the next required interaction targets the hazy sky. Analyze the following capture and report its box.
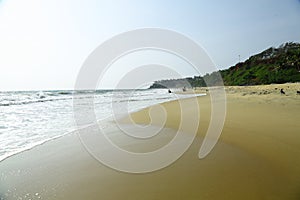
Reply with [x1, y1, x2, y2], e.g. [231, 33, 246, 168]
[0, 0, 300, 90]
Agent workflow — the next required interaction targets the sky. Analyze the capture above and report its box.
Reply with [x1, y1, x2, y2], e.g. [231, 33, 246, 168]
[0, 0, 300, 90]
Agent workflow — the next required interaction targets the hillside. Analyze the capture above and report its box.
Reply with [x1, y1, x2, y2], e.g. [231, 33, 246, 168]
[150, 42, 300, 88]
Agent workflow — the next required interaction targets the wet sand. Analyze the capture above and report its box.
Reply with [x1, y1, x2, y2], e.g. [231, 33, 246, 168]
[0, 83, 300, 199]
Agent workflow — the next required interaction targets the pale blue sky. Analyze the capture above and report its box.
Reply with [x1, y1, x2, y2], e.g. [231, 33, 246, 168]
[0, 0, 300, 90]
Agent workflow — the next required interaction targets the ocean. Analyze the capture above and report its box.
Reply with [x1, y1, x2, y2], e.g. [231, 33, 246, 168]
[0, 89, 201, 162]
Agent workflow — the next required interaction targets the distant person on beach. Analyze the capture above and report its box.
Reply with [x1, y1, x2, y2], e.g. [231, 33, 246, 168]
[280, 88, 285, 95]
[168, 89, 172, 93]
[182, 86, 186, 92]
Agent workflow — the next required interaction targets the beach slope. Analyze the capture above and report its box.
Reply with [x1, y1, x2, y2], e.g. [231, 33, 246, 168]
[0, 83, 300, 199]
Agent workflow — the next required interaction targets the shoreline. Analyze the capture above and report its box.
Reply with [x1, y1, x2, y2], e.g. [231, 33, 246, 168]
[0, 92, 204, 164]
[0, 83, 300, 199]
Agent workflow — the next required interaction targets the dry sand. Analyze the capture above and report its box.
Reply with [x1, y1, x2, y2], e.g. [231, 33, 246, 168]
[0, 83, 300, 199]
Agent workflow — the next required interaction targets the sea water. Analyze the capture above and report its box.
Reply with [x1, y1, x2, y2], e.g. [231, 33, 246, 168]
[0, 89, 201, 162]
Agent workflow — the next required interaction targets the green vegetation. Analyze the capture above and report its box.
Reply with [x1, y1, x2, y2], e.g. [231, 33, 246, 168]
[150, 42, 300, 88]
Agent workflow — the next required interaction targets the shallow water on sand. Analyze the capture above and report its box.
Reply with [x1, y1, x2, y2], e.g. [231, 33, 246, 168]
[0, 89, 201, 162]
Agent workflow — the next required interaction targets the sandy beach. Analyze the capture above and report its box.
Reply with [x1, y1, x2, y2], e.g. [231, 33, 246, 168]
[1, 83, 300, 200]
